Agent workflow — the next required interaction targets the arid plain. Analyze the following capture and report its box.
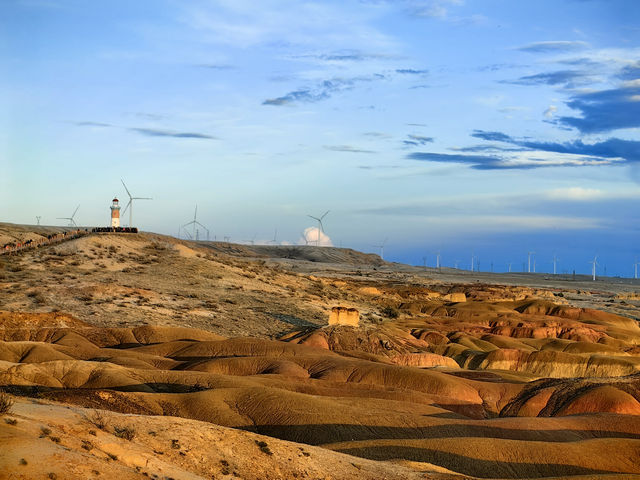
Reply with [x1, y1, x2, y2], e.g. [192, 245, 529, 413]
[1, 223, 639, 479]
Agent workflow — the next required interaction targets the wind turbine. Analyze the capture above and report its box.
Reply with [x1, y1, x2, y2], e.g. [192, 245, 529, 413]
[552, 254, 559, 275]
[182, 205, 210, 241]
[57, 205, 79, 227]
[470, 251, 476, 272]
[373, 238, 388, 260]
[434, 251, 441, 271]
[268, 228, 278, 245]
[527, 251, 535, 273]
[121, 179, 152, 228]
[507, 262, 512, 273]
[36, 216, 41, 226]
[307, 210, 329, 247]
[634, 258, 639, 279]
[589, 255, 598, 281]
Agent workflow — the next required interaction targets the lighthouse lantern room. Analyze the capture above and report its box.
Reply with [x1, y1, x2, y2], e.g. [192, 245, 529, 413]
[110, 198, 121, 228]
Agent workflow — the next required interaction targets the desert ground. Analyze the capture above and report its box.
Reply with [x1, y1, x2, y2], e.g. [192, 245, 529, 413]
[0, 222, 639, 479]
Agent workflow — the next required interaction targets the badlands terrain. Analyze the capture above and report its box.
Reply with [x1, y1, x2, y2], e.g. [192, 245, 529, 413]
[0, 222, 639, 479]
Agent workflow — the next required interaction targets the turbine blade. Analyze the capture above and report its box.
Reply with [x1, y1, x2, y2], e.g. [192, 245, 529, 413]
[308, 215, 319, 221]
[121, 200, 131, 216]
[320, 210, 330, 220]
[132, 197, 152, 200]
[121, 179, 132, 198]
[71, 205, 80, 218]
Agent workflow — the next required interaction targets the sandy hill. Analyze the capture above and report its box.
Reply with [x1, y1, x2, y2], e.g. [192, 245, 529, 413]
[196, 242, 386, 267]
[0, 224, 639, 479]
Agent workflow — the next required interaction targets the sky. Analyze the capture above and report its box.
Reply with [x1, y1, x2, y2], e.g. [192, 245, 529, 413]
[1, 0, 639, 276]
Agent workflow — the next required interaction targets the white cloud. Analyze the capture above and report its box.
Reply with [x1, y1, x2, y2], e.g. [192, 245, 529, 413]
[544, 104, 557, 118]
[299, 226, 333, 246]
[547, 187, 604, 201]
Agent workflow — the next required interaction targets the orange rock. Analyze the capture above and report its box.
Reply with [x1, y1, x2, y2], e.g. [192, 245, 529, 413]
[328, 307, 359, 327]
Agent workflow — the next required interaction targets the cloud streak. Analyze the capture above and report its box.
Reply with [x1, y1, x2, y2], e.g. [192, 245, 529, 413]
[73, 121, 216, 140]
[128, 128, 216, 139]
[324, 145, 376, 154]
[403, 134, 434, 146]
[471, 129, 640, 162]
[516, 41, 589, 53]
[507, 70, 595, 87]
[263, 75, 384, 106]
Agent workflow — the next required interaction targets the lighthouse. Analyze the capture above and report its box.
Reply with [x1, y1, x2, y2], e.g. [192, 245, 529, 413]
[110, 198, 121, 228]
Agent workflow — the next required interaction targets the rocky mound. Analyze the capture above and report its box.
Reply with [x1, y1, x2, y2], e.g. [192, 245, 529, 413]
[1, 323, 640, 478]
[1, 397, 428, 480]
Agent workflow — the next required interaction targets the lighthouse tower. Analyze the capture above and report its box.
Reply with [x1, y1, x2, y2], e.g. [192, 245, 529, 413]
[110, 198, 121, 228]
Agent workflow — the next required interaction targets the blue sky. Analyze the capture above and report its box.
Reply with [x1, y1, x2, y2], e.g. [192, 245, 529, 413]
[2, 0, 639, 276]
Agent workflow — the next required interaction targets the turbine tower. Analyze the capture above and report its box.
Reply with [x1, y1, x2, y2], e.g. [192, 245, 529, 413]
[373, 238, 388, 260]
[589, 255, 598, 281]
[435, 251, 441, 271]
[182, 205, 210, 241]
[268, 228, 278, 245]
[307, 210, 329, 247]
[57, 205, 79, 227]
[553, 254, 559, 275]
[635, 258, 639, 279]
[470, 251, 476, 272]
[527, 251, 535, 273]
[121, 179, 152, 228]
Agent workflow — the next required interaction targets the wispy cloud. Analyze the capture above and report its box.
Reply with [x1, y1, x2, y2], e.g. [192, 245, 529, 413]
[408, 149, 622, 170]
[404, 0, 464, 19]
[324, 145, 377, 154]
[73, 121, 216, 140]
[363, 131, 392, 138]
[72, 121, 112, 127]
[403, 134, 434, 146]
[128, 128, 216, 139]
[471, 129, 640, 163]
[263, 75, 384, 106]
[396, 68, 428, 75]
[516, 40, 589, 53]
[506, 70, 596, 87]
[197, 64, 236, 70]
[290, 51, 400, 62]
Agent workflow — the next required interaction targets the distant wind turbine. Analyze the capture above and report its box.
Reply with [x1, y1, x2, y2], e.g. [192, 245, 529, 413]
[121, 179, 152, 228]
[373, 238, 388, 260]
[635, 258, 639, 279]
[307, 210, 329, 246]
[434, 251, 441, 271]
[589, 255, 598, 281]
[57, 205, 79, 227]
[553, 254, 559, 275]
[268, 228, 278, 245]
[507, 262, 512, 273]
[182, 205, 209, 241]
[36, 216, 41, 226]
[527, 251, 535, 273]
